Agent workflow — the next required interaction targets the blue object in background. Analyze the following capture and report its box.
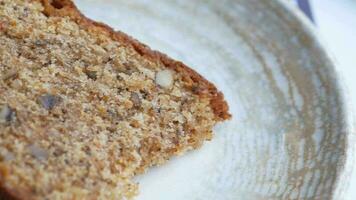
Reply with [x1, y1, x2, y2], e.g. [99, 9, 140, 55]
[296, 0, 314, 22]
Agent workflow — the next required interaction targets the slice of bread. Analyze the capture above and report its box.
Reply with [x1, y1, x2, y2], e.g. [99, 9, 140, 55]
[0, 0, 230, 199]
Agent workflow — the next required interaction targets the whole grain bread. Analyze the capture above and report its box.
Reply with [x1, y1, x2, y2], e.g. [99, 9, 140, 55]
[0, 0, 230, 199]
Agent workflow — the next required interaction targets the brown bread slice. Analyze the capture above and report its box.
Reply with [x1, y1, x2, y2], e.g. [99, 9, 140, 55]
[0, 0, 231, 199]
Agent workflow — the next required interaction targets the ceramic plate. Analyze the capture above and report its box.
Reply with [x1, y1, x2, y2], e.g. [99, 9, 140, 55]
[74, 0, 353, 199]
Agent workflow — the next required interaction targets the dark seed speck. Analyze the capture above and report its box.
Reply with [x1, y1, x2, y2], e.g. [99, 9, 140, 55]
[39, 94, 62, 110]
[85, 70, 97, 80]
[130, 92, 141, 108]
[0, 105, 15, 123]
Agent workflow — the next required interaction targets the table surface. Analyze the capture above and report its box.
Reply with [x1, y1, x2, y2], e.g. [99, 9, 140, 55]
[309, 0, 356, 199]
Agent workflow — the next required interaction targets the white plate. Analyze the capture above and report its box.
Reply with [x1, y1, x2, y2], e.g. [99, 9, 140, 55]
[75, 0, 353, 199]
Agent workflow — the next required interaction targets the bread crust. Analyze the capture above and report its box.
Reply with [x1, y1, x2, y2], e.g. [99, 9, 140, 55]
[40, 0, 231, 121]
[0, 1, 230, 199]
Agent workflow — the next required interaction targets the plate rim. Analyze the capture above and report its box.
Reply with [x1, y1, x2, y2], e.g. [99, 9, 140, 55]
[272, 0, 355, 198]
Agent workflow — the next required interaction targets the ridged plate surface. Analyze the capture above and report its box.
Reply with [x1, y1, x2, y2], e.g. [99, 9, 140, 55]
[75, 0, 353, 199]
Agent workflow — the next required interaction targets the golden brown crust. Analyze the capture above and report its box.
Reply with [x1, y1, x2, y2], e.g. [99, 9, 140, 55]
[0, 164, 29, 200]
[0, 186, 20, 200]
[0, 187, 30, 200]
[0, 189, 20, 200]
[40, 0, 231, 121]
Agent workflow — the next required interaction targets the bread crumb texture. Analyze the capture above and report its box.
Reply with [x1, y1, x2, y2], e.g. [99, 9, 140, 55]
[0, 0, 227, 199]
